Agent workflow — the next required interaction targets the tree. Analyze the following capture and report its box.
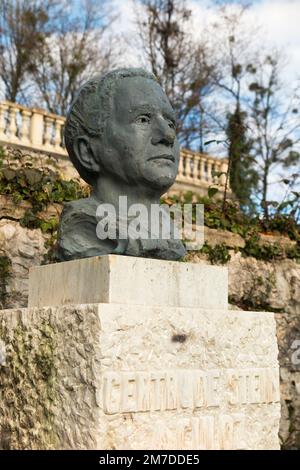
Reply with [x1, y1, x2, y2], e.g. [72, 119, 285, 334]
[0, 0, 55, 103]
[29, 0, 118, 116]
[135, 0, 215, 148]
[248, 54, 300, 217]
[198, 5, 260, 209]
[226, 105, 258, 211]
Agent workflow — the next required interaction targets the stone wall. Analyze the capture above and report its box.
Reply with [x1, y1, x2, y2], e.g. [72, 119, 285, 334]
[0, 220, 49, 309]
[0, 215, 300, 448]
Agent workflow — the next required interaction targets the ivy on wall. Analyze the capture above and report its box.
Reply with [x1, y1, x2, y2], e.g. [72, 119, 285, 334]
[0, 167, 88, 230]
[162, 192, 300, 263]
[0, 145, 90, 264]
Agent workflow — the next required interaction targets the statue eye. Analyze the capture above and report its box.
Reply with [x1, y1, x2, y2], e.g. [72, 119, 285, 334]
[167, 119, 176, 130]
[136, 114, 151, 124]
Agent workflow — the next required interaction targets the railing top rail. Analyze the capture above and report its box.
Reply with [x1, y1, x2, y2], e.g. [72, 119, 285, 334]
[0, 100, 66, 121]
[0, 100, 32, 112]
[181, 147, 228, 164]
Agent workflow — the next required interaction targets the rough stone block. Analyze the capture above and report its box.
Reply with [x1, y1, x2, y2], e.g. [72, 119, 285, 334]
[0, 303, 280, 450]
[205, 227, 245, 249]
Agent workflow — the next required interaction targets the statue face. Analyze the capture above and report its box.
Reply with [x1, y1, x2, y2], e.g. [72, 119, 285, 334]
[98, 76, 180, 192]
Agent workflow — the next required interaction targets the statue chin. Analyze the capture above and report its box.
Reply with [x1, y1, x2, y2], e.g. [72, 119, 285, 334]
[142, 174, 176, 193]
[141, 166, 178, 193]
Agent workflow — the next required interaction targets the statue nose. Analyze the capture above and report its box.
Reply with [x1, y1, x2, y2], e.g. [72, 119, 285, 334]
[151, 119, 175, 146]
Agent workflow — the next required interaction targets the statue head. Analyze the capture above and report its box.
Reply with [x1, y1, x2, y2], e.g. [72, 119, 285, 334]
[64, 68, 180, 196]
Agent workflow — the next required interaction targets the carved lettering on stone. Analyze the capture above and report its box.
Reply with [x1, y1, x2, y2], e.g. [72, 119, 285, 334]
[102, 367, 279, 415]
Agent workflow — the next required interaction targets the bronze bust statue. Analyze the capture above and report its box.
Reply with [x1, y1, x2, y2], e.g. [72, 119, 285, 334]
[56, 68, 186, 261]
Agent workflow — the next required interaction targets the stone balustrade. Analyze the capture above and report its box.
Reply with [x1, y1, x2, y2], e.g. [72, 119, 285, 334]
[0, 101, 229, 194]
[0, 101, 66, 156]
[179, 149, 228, 187]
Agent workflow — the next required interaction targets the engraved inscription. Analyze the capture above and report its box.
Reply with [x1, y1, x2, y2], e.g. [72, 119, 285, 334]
[226, 368, 280, 405]
[102, 368, 279, 414]
[153, 414, 245, 450]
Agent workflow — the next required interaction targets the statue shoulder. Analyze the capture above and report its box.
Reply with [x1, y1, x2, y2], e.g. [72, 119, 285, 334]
[60, 196, 99, 221]
[56, 196, 117, 261]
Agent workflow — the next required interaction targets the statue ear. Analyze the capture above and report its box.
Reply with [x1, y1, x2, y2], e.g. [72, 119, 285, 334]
[73, 135, 101, 173]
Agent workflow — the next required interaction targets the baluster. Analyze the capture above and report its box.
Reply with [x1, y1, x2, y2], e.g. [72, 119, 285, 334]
[20, 109, 31, 144]
[199, 156, 205, 182]
[189, 154, 195, 179]
[0, 102, 8, 140]
[207, 159, 213, 183]
[210, 162, 214, 182]
[182, 153, 187, 178]
[186, 154, 194, 181]
[54, 118, 64, 150]
[183, 153, 189, 179]
[213, 162, 219, 184]
[220, 160, 228, 187]
[211, 163, 216, 183]
[30, 109, 44, 147]
[178, 152, 184, 180]
[44, 116, 54, 148]
[8, 106, 18, 141]
[193, 155, 201, 182]
[216, 161, 223, 184]
[202, 157, 207, 181]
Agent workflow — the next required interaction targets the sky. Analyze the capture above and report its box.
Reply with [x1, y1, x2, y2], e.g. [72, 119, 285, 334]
[243, 0, 300, 80]
[111, 0, 300, 202]
[113, 0, 300, 81]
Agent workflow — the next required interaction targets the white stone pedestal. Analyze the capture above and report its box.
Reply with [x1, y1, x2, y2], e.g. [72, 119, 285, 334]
[0, 255, 280, 449]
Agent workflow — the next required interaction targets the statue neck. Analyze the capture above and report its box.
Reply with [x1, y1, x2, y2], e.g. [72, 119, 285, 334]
[92, 174, 161, 211]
